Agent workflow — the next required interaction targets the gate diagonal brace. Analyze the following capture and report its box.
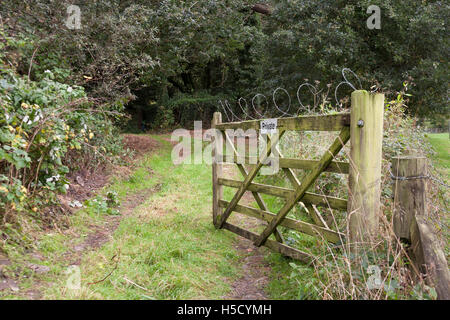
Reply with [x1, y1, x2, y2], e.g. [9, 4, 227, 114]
[254, 127, 350, 247]
[222, 131, 284, 243]
[218, 130, 286, 228]
[265, 133, 301, 189]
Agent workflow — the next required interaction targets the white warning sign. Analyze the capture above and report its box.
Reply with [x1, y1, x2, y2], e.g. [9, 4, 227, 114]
[260, 118, 277, 134]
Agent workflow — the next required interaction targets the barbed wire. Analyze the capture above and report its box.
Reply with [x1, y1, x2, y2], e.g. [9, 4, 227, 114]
[388, 166, 450, 189]
[218, 68, 363, 122]
[430, 175, 450, 188]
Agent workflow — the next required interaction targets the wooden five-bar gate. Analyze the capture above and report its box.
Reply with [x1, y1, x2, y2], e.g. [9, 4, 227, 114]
[211, 90, 385, 263]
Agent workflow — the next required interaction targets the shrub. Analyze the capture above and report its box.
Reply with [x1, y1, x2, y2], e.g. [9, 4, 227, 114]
[0, 67, 124, 225]
[84, 191, 120, 216]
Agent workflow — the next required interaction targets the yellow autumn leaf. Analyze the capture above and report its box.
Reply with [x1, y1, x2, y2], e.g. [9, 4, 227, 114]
[0, 186, 8, 193]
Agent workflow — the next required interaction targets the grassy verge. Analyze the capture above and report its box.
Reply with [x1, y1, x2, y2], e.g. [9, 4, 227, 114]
[427, 133, 450, 178]
[2, 135, 242, 299]
[426, 132, 450, 257]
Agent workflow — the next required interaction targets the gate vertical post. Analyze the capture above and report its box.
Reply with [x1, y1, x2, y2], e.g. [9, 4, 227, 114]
[212, 112, 223, 228]
[348, 90, 384, 246]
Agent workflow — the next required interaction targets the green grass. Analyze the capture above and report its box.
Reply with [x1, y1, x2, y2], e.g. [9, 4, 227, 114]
[5, 131, 443, 300]
[1, 135, 243, 300]
[427, 133, 450, 177]
[426, 133, 450, 258]
[42, 135, 242, 299]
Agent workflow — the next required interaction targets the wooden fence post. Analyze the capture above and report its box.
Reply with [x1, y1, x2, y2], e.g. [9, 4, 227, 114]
[392, 155, 450, 299]
[348, 90, 384, 245]
[410, 215, 450, 299]
[212, 112, 223, 228]
[391, 156, 427, 241]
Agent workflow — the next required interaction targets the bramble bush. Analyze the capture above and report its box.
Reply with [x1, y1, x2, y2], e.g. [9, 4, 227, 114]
[0, 66, 124, 229]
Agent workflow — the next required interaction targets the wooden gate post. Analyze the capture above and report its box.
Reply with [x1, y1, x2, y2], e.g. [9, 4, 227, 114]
[348, 90, 384, 245]
[391, 156, 427, 241]
[212, 112, 223, 228]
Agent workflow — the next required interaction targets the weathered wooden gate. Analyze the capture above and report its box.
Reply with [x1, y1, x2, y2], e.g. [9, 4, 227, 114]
[211, 90, 384, 262]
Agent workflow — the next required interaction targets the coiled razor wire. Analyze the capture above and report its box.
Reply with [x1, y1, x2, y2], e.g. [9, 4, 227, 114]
[218, 68, 363, 122]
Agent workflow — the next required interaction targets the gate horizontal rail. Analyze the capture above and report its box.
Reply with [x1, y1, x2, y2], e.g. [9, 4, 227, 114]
[220, 155, 350, 174]
[214, 113, 350, 131]
[219, 200, 344, 243]
[218, 178, 348, 210]
[222, 222, 313, 264]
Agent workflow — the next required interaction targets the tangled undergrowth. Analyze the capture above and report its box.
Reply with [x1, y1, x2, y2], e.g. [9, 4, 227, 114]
[0, 31, 127, 254]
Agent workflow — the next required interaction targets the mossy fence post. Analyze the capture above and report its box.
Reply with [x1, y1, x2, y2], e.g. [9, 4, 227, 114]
[212, 112, 223, 228]
[348, 90, 384, 246]
[391, 156, 427, 241]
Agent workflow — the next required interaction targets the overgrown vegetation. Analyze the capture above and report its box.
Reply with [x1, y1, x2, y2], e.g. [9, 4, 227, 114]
[0, 25, 125, 250]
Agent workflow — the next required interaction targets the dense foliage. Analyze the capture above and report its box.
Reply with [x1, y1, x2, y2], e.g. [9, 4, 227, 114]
[1, 1, 447, 129]
[0, 25, 124, 231]
[265, 0, 449, 118]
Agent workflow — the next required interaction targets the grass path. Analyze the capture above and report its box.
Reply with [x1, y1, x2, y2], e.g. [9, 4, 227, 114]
[44, 135, 243, 299]
[0, 134, 300, 300]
